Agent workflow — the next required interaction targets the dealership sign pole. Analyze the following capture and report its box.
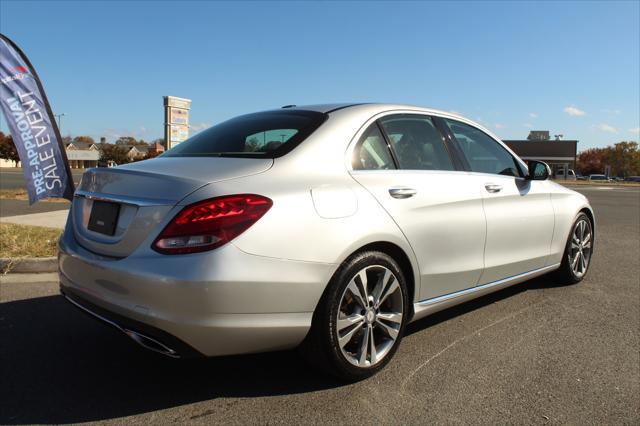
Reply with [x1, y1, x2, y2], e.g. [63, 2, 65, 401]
[164, 96, 191, 150]
[0, 33, 74, 204]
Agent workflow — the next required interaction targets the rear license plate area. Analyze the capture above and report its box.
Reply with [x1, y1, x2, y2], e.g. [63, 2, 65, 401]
[88, 200, 121, 236]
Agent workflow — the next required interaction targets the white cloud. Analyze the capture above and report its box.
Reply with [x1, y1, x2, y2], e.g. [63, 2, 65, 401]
[523, 123, 533, 128]
[494, 123, 506, 129]
[601, 108, 622, 115]
[629, 127, 640, 135]
[564, 105, 586, 117]
[190, 122, 211, 133]
[529, 112, 538, 118]
[594, 123, 618, 133]
[102, 128, 123, 141]
[101, 126, 158, 142]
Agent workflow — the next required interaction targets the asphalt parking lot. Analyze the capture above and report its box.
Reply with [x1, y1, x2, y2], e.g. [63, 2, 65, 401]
[1, 187, 638, 424]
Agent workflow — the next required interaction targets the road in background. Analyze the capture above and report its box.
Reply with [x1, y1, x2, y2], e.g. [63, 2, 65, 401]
[0, 168, 78, 217]
[0, 168, 84, 190]
[1, 188, 638, 424]
[0, 199, 70, 217]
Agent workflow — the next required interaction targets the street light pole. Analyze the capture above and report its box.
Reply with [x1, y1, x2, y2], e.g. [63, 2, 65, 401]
[54, 113, 66, 135]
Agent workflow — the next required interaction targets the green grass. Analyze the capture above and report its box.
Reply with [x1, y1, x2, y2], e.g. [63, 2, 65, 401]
[0, 223, 62, 258]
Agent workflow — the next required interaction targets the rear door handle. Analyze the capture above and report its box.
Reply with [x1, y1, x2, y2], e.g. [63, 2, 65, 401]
[484, 183, 503, 193]
[389, 187, 417, 199]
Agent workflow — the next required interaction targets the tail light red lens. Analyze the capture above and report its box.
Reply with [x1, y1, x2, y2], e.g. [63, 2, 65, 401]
[152, 194, 272, 254]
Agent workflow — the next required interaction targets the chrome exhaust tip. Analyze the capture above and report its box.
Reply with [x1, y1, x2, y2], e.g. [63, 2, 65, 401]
[123, 329, 180, 358]
[63, 293, 181, 358]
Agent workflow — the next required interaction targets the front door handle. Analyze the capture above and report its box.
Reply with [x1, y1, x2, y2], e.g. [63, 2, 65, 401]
[484, 183, 503, 193]
[389, 187, 417, 199]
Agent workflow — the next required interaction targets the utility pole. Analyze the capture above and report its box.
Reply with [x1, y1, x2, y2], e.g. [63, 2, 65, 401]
[54, 113, 66, 135]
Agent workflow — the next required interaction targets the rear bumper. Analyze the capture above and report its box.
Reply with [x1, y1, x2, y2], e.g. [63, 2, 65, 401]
[61, 285, 202, 358]
[58, 229, 336, 357]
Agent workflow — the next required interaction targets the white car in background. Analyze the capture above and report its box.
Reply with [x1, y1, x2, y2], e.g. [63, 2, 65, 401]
[555, 169, 577, 181]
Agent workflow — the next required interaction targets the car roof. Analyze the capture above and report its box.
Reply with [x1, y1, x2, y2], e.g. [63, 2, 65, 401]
[277, 103, 364, 113]
[280, 103, 463, 117]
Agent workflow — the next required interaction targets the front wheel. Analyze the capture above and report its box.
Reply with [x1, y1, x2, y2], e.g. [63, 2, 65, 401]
[554, 212, 593, 284]
[300, 251, 409, 381]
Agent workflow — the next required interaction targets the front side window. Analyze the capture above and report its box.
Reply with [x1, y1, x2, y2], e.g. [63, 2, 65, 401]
[379, 115, 454, 171]
[352, 124, 395, 170]
[443, 119, 522, 177]
[163, 110, 326, 158]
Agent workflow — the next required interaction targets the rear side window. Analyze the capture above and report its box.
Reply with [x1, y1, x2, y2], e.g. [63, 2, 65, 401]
[379, 115, 454, 171]
[444, 119, 522, 177]
[163, 110, 327, 158]
[352, 124, 396, 170]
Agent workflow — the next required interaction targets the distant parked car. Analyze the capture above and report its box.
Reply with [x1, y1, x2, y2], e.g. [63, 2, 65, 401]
[575, 172, 587, 181]
[588, 174, 608, 182]
[624, 176, 640, 182]
[555, 169, 576, 181]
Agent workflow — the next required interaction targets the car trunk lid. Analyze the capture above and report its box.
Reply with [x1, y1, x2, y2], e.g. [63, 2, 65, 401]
[71, 157, 273, 257]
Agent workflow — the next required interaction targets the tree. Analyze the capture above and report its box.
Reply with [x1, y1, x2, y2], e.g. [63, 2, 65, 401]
[577, 148, 607, 175]
[577, 141, 640, 177]
[608, 141, 640, 177]
[145, 150, 162, 159]
[72, 135, 96, 145]
[0, 132, 20, 166]
[115, 136, 138, 146]
[99, 143, 130, 165]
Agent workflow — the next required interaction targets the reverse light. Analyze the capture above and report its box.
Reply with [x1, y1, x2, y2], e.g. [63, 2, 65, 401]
[152, 194, 272, 254]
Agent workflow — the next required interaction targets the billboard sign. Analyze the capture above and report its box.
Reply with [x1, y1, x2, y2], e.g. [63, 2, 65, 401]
[170, 125, 189, 143]
[169, 107, 189, 125]
[164, 96, 191, 149]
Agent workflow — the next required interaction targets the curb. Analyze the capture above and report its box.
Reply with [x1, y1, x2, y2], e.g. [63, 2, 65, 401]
[0, 257, 57, 274]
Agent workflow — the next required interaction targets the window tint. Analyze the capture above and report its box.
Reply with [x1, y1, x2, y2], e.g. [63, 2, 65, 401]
[444, 119, 521, 177]
[352, 124, 395, 170]
[379, 115, 454, 171]
[163, 110, 326, 158]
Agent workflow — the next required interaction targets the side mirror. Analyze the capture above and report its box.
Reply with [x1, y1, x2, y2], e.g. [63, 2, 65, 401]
[526, 160, 551, 180]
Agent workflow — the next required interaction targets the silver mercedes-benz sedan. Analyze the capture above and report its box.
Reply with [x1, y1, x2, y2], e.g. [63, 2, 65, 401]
[59, 103, 594, 380]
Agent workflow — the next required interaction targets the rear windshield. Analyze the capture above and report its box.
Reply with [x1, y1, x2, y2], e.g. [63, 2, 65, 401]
[162, 110, 327, 158]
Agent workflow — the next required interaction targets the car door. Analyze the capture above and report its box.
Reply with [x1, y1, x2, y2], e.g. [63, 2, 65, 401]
[349, 113, 486, 301]
[440, 118, 555, 284]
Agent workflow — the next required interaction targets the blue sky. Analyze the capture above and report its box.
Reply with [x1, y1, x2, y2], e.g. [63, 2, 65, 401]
[1, 0, 638, 150]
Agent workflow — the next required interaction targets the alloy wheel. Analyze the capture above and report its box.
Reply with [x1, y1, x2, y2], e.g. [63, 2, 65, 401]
[335, 265, 404, 367]
[569, 218, 592, 278]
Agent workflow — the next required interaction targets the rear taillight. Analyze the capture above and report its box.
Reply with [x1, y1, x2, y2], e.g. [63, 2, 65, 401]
[152, 194, 272, 254]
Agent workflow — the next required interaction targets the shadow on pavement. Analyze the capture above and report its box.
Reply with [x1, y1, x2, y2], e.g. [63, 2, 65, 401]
[405, 274, 570, 337]
[0, 294, 341, 424]
[0, 274, 566, 424]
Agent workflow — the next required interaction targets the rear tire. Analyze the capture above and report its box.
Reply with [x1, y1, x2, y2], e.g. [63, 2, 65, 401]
[553, 212, 593, 284]
[300, 251, 409, 382]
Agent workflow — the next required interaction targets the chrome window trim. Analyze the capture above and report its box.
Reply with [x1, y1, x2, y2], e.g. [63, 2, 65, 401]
[345, 108, 527, 174]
